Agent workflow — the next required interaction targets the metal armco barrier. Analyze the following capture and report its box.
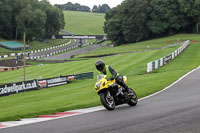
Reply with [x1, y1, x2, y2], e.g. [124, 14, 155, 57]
[147, 40, 190, 73]
[0, 72, 93, 97]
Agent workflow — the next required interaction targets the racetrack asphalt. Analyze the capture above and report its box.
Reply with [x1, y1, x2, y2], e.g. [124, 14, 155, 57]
[30, 39, 103, 60]
[1, 67, 200, 133]
[44, 44, 102, 60]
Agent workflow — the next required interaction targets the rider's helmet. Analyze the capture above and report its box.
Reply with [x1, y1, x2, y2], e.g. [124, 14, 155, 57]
[95, 60, 105, 72]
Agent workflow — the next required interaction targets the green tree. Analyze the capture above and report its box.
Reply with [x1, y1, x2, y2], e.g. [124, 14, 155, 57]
[104, 0, 197, 45]
[44, 6, 65, 36]
[0, 0, 65, 40]
[0, 0, 13, 39]
[148, 0, 189, 36]
[99, 4, 110, 13]
[34, 0, 65, 38]
[15, 4, 33, 40]
[92, 5, 98, 13]
[55, 2, 90, 12]
[104, 0, 151, 45]
[104, 7, 125, 45]
[178, 0, 200, 32]
[81, 6, 90, 12]
[28, 9, 47, 39]
[15, 2, 46, 40]
[121, 0, 151, 42]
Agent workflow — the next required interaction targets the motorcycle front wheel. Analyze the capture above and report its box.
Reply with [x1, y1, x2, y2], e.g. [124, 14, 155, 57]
[100, 92, 115, 110]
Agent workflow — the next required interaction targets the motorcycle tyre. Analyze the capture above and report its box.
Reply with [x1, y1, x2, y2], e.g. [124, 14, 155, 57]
[127, 90, 138, 106]
[100, 93, 115, 111]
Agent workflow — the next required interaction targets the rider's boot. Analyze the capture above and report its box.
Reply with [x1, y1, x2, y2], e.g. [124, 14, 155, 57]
[127, 88, 134, 96]
[123, 84, 134, 96]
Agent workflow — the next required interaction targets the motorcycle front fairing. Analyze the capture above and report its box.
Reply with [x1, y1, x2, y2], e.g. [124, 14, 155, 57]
[94, 74, 117, 94]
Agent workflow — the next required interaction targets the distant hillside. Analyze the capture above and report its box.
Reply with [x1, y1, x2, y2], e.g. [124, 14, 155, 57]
[63, 11, 105, 35]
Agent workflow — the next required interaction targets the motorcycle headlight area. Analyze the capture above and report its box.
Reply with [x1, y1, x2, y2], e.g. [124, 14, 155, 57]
[96, 81, 102, 90]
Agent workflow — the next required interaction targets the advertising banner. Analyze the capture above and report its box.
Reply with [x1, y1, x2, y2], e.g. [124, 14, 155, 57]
[0, 72, 93, 97]
[52, 35, 106, 40]
[37, 80, 48, 88]
[0, 80, 37, 97]
[164, 54, 172, 63]
[40, 76, 68, 88]
[67, 76, 75, 81]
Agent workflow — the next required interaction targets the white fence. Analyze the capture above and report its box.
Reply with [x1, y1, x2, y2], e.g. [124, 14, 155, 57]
[147, 40, 190, 73]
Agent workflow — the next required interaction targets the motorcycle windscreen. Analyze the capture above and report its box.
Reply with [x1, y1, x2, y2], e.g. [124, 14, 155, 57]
[96, 74, 104, 82]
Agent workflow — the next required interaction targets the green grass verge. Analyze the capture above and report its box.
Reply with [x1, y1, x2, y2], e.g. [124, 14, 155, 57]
[64, 11, 105, 35]
[75, 34, 195, 57]
[0, 34, 200, 122]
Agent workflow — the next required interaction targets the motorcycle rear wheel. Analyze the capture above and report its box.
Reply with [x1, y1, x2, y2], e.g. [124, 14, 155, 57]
[127, 90, 138, 106]
[100, 92, 115, 110]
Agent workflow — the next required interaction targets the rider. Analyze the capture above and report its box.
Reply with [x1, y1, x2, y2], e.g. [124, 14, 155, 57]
[95, 60, 134, 95]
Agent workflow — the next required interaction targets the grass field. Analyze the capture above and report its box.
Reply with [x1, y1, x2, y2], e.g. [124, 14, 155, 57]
[64, 11, 105, 35]
[0, 34, 200, 122]
[76, 34, 193, 57]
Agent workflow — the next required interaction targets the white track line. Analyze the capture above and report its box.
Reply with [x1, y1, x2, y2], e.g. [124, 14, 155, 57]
[1, 65, 200, 129]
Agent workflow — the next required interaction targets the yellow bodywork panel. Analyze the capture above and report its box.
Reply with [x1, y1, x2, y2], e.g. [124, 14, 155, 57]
[94, 75, 127, 93]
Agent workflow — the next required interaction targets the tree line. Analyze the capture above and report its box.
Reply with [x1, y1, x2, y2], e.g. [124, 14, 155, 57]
[0, 0, 65, 41]
[92, 4, 111, 13]
[104, 0, 200, 45]
[55, 2, 90, 12]
[55, 2, 111, 13]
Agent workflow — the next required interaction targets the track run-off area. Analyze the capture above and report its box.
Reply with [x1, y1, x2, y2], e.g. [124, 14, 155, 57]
[0, 65, 200, 133]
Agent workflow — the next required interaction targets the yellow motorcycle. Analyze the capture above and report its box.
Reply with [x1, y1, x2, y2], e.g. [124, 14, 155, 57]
[94, 74, 137, 110]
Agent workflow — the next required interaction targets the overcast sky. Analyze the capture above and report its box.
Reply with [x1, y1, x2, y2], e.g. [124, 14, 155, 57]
[48, 0, 124, 8]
